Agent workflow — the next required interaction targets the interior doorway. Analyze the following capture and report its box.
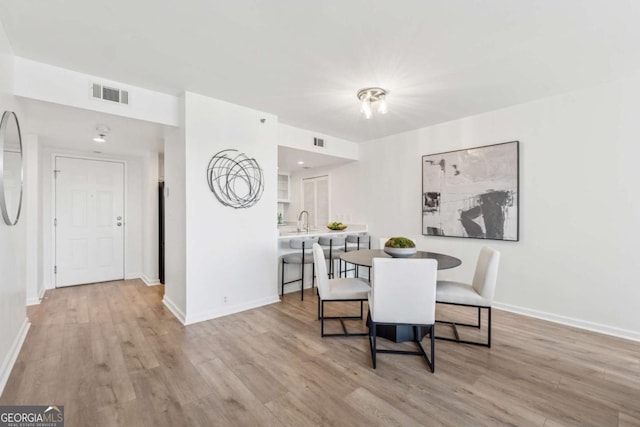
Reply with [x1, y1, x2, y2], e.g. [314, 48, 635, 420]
[54, 156, 125, 287]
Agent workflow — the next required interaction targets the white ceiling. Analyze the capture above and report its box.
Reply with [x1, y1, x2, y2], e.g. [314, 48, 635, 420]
[2, 0, 640, 144]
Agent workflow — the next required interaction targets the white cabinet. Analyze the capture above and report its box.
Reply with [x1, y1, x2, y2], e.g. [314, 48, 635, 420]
[277, 173, 290, 203]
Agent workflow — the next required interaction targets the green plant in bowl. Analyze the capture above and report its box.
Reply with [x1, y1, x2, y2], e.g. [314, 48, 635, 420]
[383, 237, 416, 258]
[327, 222, 347, 230]
[384, 237, 415, 248]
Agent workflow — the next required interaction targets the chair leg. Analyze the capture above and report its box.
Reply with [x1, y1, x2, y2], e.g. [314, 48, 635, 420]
[430, 325, 435, 372]
[321, 300, 325, 336]
[435, 304, 491, 347]
[317, 297, 321, 320]
[369, 321, 377, 369]
[368, 321, 435, 372]
[415, 325, 435, 372]
[320, 300, 369, 337]
[300, 259, 304, 301]
[488, 307, 492, 348]
[281, 258, 285, 296]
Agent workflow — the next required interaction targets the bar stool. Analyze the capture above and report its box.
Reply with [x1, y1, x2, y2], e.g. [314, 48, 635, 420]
[318, 235, 346, 279]
[281, 236, 319, 300]
[341, 233, 371, 278]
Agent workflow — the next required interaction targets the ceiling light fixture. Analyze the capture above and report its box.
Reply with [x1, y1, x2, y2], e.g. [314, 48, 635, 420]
[93, 125, 110, 143]
[357, 87, 388, 119]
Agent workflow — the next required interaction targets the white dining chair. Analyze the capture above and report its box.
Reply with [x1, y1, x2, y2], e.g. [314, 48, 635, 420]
[368, 257, 438, 371]
[312, 244, 371, 337]
[435, 246, 500, 347]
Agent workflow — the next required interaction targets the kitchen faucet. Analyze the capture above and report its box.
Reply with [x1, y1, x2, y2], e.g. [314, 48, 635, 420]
[297, 210, 309, 232]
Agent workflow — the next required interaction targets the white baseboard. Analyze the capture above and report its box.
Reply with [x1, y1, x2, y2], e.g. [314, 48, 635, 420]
[0, 318, 30, 396]
[162, 295, 186, 324]
[26, 287, 46, 306]
[493, 302, 640, 343]
[184, 295, 281, 325]
[124, 273, 141, 280]
[141, 274, 162, 286]
[26, 296, 40, 306]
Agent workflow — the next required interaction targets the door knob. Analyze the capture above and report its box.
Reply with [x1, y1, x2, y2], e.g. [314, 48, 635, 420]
[117, 216, 122, 220]
[117, 222, 122, 226]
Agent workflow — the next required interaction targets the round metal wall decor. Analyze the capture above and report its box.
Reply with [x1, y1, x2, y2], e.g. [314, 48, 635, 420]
[206, 149, 264, 209]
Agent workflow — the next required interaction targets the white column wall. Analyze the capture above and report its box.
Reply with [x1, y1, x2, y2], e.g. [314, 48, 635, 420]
[183, 92, 279, 324]
[359, 75, 640, 340]
[24, 133, 41, 304]
[141, 152, 160, 285]
[0, 19, 28, 395]
[162, 97, 187, 321]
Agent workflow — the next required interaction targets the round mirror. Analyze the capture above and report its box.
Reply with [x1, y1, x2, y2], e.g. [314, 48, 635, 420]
[0, 111, 24, 226]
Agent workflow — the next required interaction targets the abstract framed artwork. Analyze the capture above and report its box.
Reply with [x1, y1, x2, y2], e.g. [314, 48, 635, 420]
[422, 141, 519, 241]
[207, 149, 264, 209]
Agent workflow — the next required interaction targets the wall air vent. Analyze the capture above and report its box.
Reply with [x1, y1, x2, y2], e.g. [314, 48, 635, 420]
[90, 83, 129, 105]
[313, 137, 324, 147]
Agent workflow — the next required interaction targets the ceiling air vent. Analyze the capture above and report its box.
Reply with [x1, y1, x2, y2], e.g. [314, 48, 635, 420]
[90, 83, 129, 105]
[313, 137, 324, 147]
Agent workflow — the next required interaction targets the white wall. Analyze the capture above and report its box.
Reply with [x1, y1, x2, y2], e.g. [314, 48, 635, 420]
[0, 19, 28, 395]
[39, 148, 146, 289]
[14, 57, 179, 127]
[359, 75, 640, 340]
[182, 92, 279, 324]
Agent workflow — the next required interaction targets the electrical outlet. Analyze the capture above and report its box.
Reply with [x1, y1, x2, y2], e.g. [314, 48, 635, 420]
[223, 296, 228, 304]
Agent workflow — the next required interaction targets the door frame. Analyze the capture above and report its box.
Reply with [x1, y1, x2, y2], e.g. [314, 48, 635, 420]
[50, 153, 128, 288]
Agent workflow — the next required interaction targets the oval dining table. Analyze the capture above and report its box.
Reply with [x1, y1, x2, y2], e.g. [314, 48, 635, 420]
[339, 249, 462, 270]
[339, 249, 462, 343]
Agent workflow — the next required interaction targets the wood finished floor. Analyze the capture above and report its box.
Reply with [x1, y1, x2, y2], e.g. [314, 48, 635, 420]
[2, 279, 640, 427]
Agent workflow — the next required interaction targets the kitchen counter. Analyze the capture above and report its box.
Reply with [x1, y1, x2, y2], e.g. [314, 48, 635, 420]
[278, 224, 367, 239]
[278, 224, 369, 296]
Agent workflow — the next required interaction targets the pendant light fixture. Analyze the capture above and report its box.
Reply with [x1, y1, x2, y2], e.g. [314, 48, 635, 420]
[357, 87, 388, 119]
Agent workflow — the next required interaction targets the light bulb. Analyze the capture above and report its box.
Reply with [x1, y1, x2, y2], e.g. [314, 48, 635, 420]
[93, 135, 106, 143]
[361, 99, 372, 119]
[377, 97, 388, 115]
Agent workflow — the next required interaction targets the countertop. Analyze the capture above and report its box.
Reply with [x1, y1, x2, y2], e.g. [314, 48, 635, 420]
[278, 224, 368, 240]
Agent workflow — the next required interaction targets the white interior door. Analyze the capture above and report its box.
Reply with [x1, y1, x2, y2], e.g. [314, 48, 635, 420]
[55, 157, 125, 287]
